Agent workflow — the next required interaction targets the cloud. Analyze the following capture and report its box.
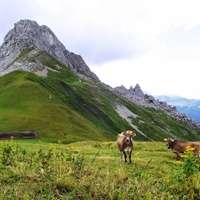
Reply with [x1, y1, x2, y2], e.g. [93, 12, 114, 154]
[37, 0, 151, 65]
[68, 28, 149, 65]
[159, 25, 200, 59]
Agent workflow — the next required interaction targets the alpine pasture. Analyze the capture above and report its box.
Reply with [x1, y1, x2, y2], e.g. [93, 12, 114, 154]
[0, 138, 199, 199]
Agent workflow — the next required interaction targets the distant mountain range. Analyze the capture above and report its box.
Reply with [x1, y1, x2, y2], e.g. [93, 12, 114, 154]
[156, 95, 200, 122]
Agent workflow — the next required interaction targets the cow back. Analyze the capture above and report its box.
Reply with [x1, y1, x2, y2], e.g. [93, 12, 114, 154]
[117, 133, 125, 151]
[172, 140, 198, 153]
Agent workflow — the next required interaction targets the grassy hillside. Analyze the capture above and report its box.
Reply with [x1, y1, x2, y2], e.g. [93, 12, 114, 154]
[0, 56, 199, 142]
[0, 71, 111, 142]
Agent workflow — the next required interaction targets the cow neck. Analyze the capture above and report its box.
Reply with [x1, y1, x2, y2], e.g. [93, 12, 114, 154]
[169, 140, 176, 149]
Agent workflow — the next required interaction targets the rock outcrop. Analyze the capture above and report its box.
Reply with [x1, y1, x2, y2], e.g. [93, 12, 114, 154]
[0, 19, 99, 81]
[114, 84, 200, 133]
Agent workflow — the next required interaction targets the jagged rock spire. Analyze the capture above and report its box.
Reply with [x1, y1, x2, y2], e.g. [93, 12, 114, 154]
[129, 84, 144, 98]
[114, 83, 144, 99]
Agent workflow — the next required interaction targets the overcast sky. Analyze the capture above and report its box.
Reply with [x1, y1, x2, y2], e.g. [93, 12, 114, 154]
[1, 0, 200, 99]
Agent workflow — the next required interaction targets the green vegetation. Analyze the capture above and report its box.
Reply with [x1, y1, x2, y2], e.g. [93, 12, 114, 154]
[0, 139, 199, 199]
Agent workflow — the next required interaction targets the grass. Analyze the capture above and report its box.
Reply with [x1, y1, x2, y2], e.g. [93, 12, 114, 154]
[0, 71, 113, 142]
[0, 139, 199, 199]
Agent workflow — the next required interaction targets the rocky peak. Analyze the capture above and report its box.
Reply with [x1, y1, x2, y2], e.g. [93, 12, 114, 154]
[0, 19, 99, 81]
[114, 84, 200, 133]
[130, 84, 144, 98]
[114, 84, 144, 100]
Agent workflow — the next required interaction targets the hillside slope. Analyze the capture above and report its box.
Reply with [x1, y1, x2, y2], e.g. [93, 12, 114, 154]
[0, 66, 199, 142]
[0, 71, 108, 142]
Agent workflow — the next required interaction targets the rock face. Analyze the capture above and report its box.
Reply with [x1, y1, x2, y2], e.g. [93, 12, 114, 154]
[0, 19, 99, 81]
[114, 84, 144, 100]
[114, 84, 200, 133]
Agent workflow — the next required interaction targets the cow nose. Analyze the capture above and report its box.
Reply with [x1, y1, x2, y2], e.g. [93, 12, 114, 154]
[126, 139, 130, 143]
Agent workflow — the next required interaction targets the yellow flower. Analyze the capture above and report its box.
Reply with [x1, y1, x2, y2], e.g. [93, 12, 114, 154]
[69, 146, 75, 152]
[186, 146, 195, 152]
[174, 161, 182, 164]
[40, 168, 44, 175]
[180, 154, 188, 158]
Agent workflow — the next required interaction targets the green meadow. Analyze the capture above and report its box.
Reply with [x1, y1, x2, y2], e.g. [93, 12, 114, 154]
[0, 139, 199, 199]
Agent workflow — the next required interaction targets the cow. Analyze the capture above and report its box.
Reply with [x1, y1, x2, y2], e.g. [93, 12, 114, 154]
[117, 130, 136, 163]
[164, 138, 200, 160]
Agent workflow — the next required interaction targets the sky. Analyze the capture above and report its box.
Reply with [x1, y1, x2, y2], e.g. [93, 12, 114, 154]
[1, 0, 200, 99]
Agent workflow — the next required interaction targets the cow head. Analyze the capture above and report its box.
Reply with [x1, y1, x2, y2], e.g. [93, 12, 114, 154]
[164, 138, 174, 149]
[123, 130, 136, 143]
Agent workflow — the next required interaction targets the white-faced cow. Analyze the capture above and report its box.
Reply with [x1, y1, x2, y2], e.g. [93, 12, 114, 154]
[164, 138, 200, 160]
[117, 130, 136, 163]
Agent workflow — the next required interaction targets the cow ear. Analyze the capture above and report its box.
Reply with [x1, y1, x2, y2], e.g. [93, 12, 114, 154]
[171, 139, 175, 142]
[122, 132, 126, 135]
[164, 138, 167, 141]
[132, 132, 136, 137]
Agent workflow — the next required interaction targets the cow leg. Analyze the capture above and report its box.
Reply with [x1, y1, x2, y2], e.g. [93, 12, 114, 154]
[120, 151, 123, 161]
[123, 152, 127, 162]
[193, 149, 199, 157]
[175, 152, 180, 160]
[128, 151, 132, 163]
[173, 150, 180, 160]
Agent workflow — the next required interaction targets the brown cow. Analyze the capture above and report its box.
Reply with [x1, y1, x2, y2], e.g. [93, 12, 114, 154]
[164, 138, 200, 160]
[117, 130, 136, 163]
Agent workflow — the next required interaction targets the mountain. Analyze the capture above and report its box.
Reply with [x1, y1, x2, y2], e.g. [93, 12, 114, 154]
[0, 19, 199, 142]
[0, 19, 99, 81]
[114, 86, 200, 132]
[156, 95, 200, 123]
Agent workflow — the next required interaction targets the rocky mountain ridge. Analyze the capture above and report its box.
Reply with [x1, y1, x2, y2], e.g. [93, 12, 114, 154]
[0, 20, 99, 81]
[114, 85, 200, 132]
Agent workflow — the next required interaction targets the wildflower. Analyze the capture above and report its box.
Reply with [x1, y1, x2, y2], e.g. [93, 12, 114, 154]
[174, 161, 182, 164]
[180, 154, 188, 158]
[69, 146, 75, 152]
[186, 146, 195, 153]
[40, 168, 45, 175]
[133, 152, 139, 156]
